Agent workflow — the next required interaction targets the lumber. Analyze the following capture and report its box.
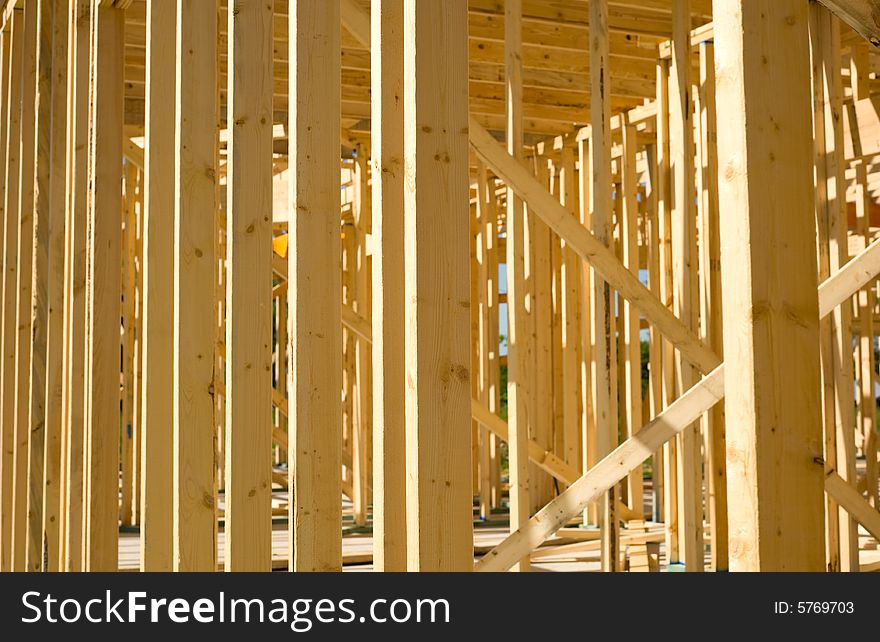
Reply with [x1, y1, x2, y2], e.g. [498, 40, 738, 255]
[351, 148, 370, 528]
[468, 118, 720, 376]
[140, 0, 175, 572]
[120, 162, 137, 529]
[40, 0, 68, 573]
[10, 0, 35, 572]
[620, 120, 642, 518]
[853, 163, 878, 509]
[557, 146, 580, 479]
[576, 136, 597, 527]
[83, 0, 123, 572]
[475, 165, 493, 520]
[403, 0, 472, 571]
[475, 365, 726, 572]
[225, 0, 273, 572]
[589, 0, 618, 573]
[472, 399, 581, 486]
[24, 0, 57, 572]
[825, 470, 880, 543]
[59, 0, 89, 572]
[370, 0, 406, 573]
[715, 0, 825, 571]
[0, 7, 21, 573]
[669, 0, 702, 572]
[696, 39, 728, 572]
[288, 0, 342, 572]
[474, 209, 880, 572]
[532, 159, 554, 512]
[173, 0, 218, 572]
[0, 0, 875, 581]
[504, 0, 530, 574]
[0, 23, 7, 572]
[812, 3, 859, 572]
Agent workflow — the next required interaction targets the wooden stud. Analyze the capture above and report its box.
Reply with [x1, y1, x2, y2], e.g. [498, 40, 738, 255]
[120, 161, 137, 527]
[503, 0, 531, 572]
[476, 226, 880, 571]
[83, 0, 123, 572]
[656, 57, 680, 563]
[532, 159, 554, 512]
[475, 165, 493, 520]
[645, 142, 665, 523]
[476, 365, 726, 572]
[472, 399, 581, 487]
[173, 0, 218, 572]
[225, 0, 273, 572]
[351, 147, 371, 529]
[849, 39, 870, 102]
[0, 8, 20, 573]
[558, 146, 580, 477]
[697, 41, 728, 571]
[24, 0, 59, 572]
[620, 120, 642, 517]
[403, 0, 472, 572]
[669, 0, 702, 572]
[11, 0, 37, 572]
[342, 222, 356, 510]
[577, 136, 596, 526]
[0, 34, 6, 552]
[0, 24, 6, 567]
[370, 0, 407, 571]
[714, 0, 826, 572]
[470, 182, 480, 508]
[486, 177, 502, 512]
[288, 0, 342, 572]
[854, 161, 877, 508]
[40, 0, 69, 573]
[131, 167, 143, 527]
[589, 0, 619, 573]
[811, 4, 858, 571]
[140, 0, 175, 572]
[59, 0, 89, 572]
[469, 121, 720, 375]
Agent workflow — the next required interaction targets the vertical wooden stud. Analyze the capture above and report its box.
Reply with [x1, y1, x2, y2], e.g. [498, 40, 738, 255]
[714, 0, 826, 572]
[173, 0, 218, 572]
[140, 0, 175, 572]
[11, 0, 37, 572]
[589, 0, 619, 572]
[40, 0, 69, 572]
[59, 0, 89, 572]
[288, 0, 342, 572]
[83, 0, 123, 572]
[0, 8, 22, 572]
[403, 0, 472, 572]
[225, 0, 273, 572]
[370, 0, 406, 571]
[504, 0, 531, 573]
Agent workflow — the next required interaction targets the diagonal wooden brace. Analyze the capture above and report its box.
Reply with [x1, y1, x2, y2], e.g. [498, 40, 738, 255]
[476, 235, 880, 572]
[468, 117, 721, 375]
